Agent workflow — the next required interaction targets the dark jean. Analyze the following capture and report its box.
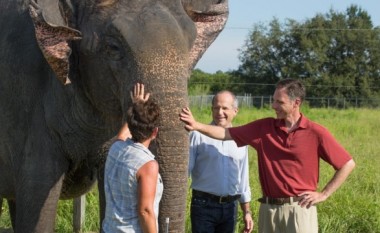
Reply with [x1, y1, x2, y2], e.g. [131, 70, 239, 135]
[190, 194, 238, 233]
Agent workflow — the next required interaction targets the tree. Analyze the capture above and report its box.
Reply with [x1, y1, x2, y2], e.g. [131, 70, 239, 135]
[235, 19, 286, 95]
[189, 69, 245, 95]
[188, 69, 213, 95]
[236, 5, 380, 102]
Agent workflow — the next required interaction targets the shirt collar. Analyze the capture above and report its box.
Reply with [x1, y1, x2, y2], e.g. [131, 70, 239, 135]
[275, 113, 308, 130]
[126, 138, 155, 159]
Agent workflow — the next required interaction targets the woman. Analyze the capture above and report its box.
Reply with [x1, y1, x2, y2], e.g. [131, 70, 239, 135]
[103, 84, 163, 233]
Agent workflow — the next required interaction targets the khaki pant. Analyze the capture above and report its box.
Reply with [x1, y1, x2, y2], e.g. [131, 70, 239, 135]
[258, 198, 318, 233]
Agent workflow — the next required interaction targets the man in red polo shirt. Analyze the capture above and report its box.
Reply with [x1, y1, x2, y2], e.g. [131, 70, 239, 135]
[180, 78, 355, 233]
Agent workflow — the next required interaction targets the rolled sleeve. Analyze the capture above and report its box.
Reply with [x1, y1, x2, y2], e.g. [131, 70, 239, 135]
[239, 146, 251, 203]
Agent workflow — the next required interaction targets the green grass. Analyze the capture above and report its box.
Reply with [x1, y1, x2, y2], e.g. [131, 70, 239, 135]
[1, 108, 379, 233]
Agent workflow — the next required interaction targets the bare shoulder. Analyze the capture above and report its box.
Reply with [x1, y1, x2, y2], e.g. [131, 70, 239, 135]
[138, 160, 159, 177]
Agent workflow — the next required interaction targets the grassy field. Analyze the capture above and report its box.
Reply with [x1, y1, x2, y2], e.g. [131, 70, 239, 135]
[1, 107, 379, 233]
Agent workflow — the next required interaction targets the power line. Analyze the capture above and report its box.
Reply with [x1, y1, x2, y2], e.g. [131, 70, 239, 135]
[225, 26, 380, 31]
[190, 82, 380, 89]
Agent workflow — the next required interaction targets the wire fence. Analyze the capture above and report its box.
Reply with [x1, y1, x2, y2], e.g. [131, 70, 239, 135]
[189, 95, 380, 109]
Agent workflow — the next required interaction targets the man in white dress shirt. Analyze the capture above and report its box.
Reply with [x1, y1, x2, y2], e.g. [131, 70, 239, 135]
[188, 90, 253, 233]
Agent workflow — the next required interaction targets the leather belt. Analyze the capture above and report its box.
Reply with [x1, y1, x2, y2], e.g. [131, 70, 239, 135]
[192, 190, 241, 204]
[258, 196, 303, 205]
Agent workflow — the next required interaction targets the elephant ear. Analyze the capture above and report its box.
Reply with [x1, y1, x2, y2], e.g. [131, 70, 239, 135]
[29, 0, 81, 85]
[184, 0, 229, 72]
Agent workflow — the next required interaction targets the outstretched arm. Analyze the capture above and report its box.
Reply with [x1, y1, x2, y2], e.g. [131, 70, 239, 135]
[179, 107, 232, 140]
[298, 159, 355, 208]
[117, 83, 151, 140]
[116, 123, 132, 141]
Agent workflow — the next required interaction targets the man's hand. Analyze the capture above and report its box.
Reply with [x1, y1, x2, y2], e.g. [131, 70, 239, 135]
[297, 191, 327, 208]
[179, 107, 199, 131]
[131, 83, 150, 103]
[242, 212, 254, 233]
[298, 159, 355, 208]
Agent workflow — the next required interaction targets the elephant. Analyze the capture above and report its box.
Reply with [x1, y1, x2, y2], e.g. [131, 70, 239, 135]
[0, 0, 228, 232]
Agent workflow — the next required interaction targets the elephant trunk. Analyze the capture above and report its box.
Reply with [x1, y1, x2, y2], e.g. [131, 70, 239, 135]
[155, 88, 189, 233]
[133, 52, 190, 232]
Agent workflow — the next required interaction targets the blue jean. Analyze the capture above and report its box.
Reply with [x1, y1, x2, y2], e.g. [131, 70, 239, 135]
[190, 195, 238, 233]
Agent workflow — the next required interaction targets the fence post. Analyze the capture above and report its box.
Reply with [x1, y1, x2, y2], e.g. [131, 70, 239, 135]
[356, 97, 358, 108]
[73, 195, 86, 233]
[269, 95, 272, 107]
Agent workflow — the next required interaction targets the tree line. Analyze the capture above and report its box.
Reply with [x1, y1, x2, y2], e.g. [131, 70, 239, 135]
[189, 5, 380, 107]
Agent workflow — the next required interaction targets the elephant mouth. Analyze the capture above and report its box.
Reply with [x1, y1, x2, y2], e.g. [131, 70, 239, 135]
[190, 11, 223, 23]
[185, 1, 228, 23]
[184, 0, 229, 70]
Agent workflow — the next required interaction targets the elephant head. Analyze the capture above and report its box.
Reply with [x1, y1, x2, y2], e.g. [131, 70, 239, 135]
[0, 0, 228, 232]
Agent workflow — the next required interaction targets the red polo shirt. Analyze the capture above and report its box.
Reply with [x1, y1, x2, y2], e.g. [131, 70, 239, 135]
[229, 114, 352, 198]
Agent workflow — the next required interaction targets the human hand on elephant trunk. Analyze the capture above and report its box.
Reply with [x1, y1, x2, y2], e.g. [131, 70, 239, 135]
[179, 107, 200, 132]
[131, 83, 150, 104]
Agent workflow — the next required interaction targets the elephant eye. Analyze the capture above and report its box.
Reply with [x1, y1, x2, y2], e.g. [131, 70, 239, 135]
[103, 37, 124, 61]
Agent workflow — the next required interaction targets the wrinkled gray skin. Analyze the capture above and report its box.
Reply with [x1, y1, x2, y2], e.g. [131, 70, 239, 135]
[0, 0, 228, 232]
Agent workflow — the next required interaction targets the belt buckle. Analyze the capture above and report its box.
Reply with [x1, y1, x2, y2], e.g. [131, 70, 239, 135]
[272, 197, 286, 205]
[277, 198, 285, 205]
[219, 196, 231, 204]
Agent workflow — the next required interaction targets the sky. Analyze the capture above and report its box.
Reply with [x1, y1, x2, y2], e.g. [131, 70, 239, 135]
[195, 0, 380, 73]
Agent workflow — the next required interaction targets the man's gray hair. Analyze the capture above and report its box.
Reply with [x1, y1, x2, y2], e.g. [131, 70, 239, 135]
[212, 90, 239, 109]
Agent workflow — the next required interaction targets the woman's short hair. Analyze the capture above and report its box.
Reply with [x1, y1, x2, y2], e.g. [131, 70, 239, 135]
[127, 99, 161, 142]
